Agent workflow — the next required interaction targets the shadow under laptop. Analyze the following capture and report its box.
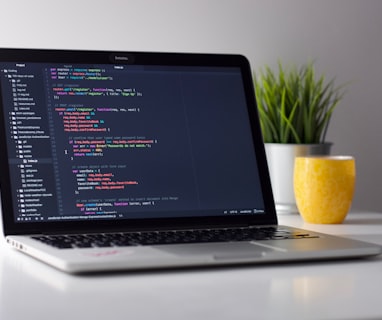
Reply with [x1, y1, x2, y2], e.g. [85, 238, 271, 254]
[1, 245, 382, 320]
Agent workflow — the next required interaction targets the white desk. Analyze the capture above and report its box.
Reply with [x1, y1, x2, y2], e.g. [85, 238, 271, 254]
[1, 211, 382, 320]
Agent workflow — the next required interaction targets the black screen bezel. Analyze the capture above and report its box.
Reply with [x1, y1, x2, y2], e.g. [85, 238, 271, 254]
[0, 48, 277, 235]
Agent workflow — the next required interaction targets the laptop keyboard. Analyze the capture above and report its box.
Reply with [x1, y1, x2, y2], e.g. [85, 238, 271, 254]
[31, 226, 318, 249]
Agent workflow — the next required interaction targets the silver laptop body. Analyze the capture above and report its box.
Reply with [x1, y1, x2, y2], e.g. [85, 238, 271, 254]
[0, 48, 380, 273]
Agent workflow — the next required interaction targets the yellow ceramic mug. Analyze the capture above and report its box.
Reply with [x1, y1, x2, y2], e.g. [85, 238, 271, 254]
[294, 156, 356, 224]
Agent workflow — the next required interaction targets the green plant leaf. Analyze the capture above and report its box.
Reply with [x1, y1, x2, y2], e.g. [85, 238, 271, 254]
[253, 61, 348, 144]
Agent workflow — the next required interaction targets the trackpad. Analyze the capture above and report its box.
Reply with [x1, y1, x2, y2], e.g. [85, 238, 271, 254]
[157, 242, 276, 260]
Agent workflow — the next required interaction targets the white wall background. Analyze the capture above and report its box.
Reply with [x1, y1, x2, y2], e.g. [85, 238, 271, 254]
[1, 0, 381, 211]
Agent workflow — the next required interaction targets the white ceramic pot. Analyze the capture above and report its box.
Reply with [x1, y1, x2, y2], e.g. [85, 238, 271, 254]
[264, 143, 332, 214]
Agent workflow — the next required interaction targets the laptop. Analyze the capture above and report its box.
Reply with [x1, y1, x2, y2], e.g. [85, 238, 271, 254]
[0, 48, 380, 273]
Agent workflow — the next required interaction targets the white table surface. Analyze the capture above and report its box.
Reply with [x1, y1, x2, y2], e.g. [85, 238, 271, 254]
[1, 211, 382, 320]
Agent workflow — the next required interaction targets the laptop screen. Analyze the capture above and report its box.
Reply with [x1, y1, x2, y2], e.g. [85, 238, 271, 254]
[0, 49, 276, 232]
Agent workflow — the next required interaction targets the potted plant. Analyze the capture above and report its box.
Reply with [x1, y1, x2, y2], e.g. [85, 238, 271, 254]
[254, 61, 347, 213]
